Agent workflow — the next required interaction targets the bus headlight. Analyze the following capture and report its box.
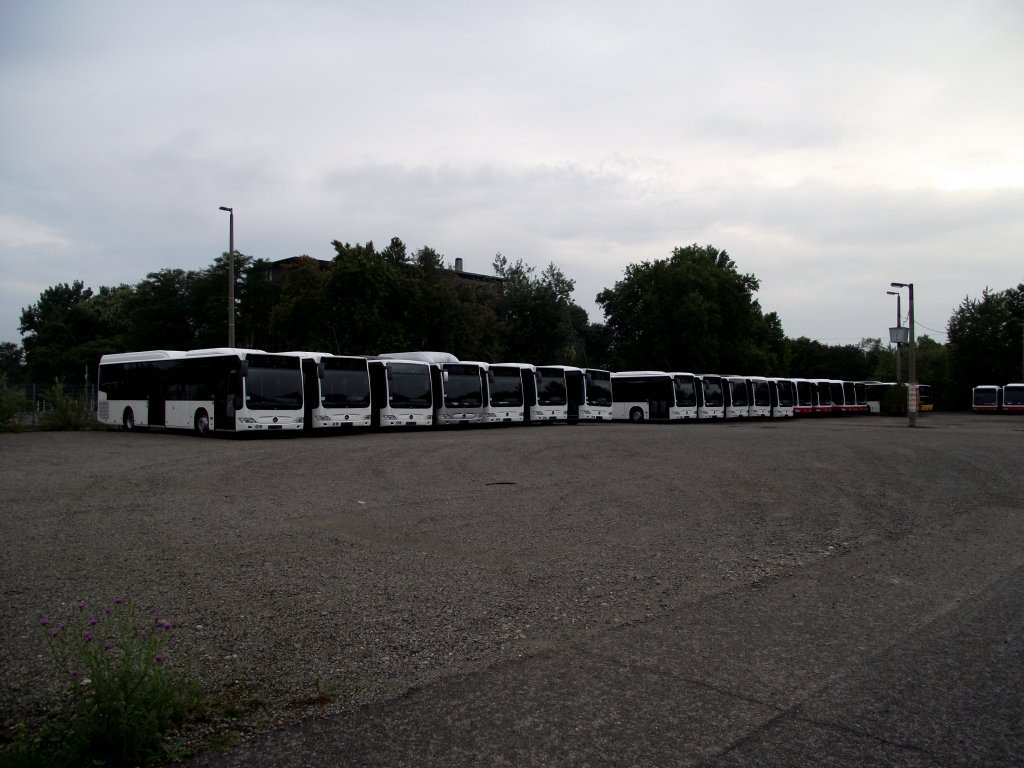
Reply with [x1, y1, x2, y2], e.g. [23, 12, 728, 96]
[238, 417, 257, 424]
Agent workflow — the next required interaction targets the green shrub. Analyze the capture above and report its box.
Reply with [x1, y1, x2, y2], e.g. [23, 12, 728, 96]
[0, 381, 30, 432]
[881, 384, 908, 416]
[38, 380, 95, 431]
[3, 598, 202, 768]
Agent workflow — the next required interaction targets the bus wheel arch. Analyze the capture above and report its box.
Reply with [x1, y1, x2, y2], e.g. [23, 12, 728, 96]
[122, 407, 135, 431]
[194, 408, 211, 436]
[629, 407, 645, 423]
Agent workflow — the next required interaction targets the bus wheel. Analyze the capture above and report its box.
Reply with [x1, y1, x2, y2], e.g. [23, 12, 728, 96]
[629, 407, 645, 423]
[194, 409, 211, 436]
[122, 408, 135, 431]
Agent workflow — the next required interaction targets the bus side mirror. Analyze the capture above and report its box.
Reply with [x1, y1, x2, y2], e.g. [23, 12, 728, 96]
[487, 371, 494, 383]
[240, 361, 249, 378]
[317, 362, 325, 379]
[442, 370, 449, 383]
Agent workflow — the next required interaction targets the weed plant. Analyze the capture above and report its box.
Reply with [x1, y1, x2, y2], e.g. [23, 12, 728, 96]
[38, 380, 95, 431]
[2, 598, 202, 767]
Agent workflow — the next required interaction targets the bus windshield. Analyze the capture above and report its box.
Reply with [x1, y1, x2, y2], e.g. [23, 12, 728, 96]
[1003, 386, 1024, 406]
[537, 371, 567, 406]
[489, 369, 524, 407]
[674, 377, 696, 407]
[444, 366, 483, 408]
[729, 380, 748, 406]
[245, 366, 303, 410]
[776, 382, 795, 407]
[586, 373, 612, 406]
[751, 381, 770, 407]
[974, 389, 998, 406]
[321, 368, 371, 408]
[703, 380, 724, 407]
[388, 364, 432, 408]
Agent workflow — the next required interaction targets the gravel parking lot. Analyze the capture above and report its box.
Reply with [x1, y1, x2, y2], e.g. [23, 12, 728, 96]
[2, 413, 1023, 764]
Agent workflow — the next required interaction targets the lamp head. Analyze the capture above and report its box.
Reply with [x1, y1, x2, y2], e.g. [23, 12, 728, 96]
[219, 206, 232, 213]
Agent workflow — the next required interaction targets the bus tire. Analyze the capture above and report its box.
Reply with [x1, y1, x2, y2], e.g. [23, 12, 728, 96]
[122, 407, 135, 431]
[629, 407, 645, 423]
[194, 409, 211, 436]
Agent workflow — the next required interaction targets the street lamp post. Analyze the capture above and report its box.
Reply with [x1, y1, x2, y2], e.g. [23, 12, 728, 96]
[218, 206, 235, 348]
[886, 290, 903, 385]
[890, 282, 916, 427]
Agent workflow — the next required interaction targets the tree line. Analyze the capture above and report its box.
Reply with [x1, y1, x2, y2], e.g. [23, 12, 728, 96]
[5, 238, 1022, 410]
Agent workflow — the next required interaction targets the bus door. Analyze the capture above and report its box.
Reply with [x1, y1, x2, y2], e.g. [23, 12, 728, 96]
[301, 358, 319, 431]
[215, 368, 239, 432]
[565, 369, 583, 423]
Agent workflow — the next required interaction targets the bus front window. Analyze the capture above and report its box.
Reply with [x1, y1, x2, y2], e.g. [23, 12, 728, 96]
[245, 367, 303, 410]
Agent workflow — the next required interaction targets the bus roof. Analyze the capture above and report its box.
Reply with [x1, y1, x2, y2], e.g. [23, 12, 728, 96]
[99, 350, 186, 364]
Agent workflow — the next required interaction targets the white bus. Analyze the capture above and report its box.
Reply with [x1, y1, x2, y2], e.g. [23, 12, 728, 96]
[769, 378, 796, 418]
[792, 378, 815, 416]
[97, 348, 304, 434]
[569, 367, 614, 422]
[291, 352, 372, 430]
[746, 376, 772, 418]
[377, 351, 487, 426]
[533, 365, 570, 422]
[972, 384, 1001, 413]
[610, 371, 698, 422]
[812, 379, 834, 415]
[484, 363, 532, 424]
[723, 375, 750, 419]
[695, 374, 725, 419]
[367, 358, 435, 428]
[1003, 383, 1024, 413]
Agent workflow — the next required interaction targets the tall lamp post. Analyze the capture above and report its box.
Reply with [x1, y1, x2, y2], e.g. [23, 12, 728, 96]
[890, 282, 916, 426]
[218, 206, 235, 348]
[886, 290, 903, 385]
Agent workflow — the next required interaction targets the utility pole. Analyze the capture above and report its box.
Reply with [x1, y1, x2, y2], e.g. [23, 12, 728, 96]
[886, 290, 903, 385]
[219, 206, 235, 348]
[891, 282, 916, 426]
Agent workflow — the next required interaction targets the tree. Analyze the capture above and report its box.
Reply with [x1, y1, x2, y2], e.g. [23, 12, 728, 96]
[597, 244, 782, 373]
[492, 254, 585, 364]
[947, 284, 1024, 406]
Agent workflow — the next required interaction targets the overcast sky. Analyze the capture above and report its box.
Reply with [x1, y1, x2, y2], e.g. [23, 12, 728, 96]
[2, 0, 1022, 352]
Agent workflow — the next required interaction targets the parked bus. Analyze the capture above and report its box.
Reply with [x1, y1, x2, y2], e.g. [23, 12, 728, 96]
[769, 378, 796, 418]
[853, 381, 869, 414]
[746, 376, 771, 418]
[377, 351, 487, 426]
[792, 378, 815, 416]
[97, 348, 304, 434]
[367, 358, 435, 428]
[695, 374, 725, 419]
[918, 383, 934, 413]
[723, 375, 750, 419]
[570, 367, 614, 421]
[972, 385, 1001, 413]
[1003, 383, 1024, 413]
[293, 352, 372, 430]
[812, 379, 834, 415]
[484, 363, 532, 424]
[533, 365, 570, 422]
[610, 371, 698, 422]
[433, 360, 488, 426]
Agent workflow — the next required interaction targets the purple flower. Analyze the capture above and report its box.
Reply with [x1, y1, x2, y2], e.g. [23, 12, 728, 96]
[103, 643, 112, 651]
[113, 596, 124, 605]
[154, 655, 165, 665]
[88, 618, 98, 626]
[83, 630, 93, 642]
[70, 670, 78, 678]
[38, 619, 50, 627]
[50, 629, 60, 638]
[77, 601, 86, 611]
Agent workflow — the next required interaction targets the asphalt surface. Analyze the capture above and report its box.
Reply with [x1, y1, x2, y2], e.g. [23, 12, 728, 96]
[185, 413, 1024, 767]
[3, 413, 1022, 767]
